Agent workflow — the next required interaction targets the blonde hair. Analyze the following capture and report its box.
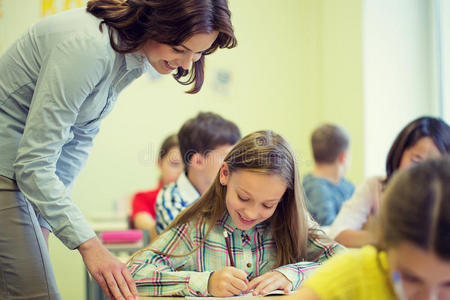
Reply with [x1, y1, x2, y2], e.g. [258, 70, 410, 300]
[131, 130, 311, 267]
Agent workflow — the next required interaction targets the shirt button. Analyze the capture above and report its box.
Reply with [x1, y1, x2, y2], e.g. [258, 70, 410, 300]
[247, 263, 252, 268]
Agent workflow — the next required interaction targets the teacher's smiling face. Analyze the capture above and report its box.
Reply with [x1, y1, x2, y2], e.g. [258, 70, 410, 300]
[141, 31, 219, 74]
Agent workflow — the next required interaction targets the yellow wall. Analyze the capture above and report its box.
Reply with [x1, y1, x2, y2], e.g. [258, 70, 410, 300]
[320, 0, 364, 182]
[0, 0, 362, 298]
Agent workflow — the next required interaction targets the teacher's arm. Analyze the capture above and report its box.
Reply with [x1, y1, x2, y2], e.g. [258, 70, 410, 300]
[13, 33, 137, 299]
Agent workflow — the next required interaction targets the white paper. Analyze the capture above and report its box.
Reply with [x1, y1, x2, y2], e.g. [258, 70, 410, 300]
[186, 290, 291, 299]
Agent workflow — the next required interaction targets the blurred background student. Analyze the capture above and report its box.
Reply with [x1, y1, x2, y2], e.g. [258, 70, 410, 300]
[289, 157, 450, 300]
[131, 134, 183, 240]
[155, 112, 241, 233]
[329, 116, 450, 248]
[303, 124, 354, 226]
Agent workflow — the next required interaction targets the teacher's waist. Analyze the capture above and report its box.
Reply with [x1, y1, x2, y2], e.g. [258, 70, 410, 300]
[0, 175, 19, 191]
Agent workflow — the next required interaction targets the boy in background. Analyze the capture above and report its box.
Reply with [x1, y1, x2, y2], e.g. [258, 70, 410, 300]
[303, 124, 354, 226]
[155, 112, 241, 233]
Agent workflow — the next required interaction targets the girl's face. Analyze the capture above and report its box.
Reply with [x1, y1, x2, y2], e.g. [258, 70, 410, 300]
[219, 164, 287, 231]
[141, 31, 219, 74]
[399, 137, 441, 170]
[158, 146, 183, 186]
[387, 242, 450, 300]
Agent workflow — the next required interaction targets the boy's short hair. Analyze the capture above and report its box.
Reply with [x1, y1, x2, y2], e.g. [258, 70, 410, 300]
[311, 124, 350, 164]
[178, 112, 241, 168]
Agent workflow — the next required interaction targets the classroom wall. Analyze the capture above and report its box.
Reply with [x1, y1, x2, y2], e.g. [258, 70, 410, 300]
[363, 0, 437, 177]
[69, 0, 364, 215]
[0, 0, 363, 299]
[319, 0, 364, 183]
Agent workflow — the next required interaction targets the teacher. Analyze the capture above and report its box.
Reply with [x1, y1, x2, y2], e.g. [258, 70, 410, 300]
[0, 0, 236, 299]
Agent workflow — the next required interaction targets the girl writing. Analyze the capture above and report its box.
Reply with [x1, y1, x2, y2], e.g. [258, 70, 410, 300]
[127, 130, 343, 296]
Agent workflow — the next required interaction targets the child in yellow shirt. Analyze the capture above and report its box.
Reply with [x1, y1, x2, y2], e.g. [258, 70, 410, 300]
[289, 157, 450, 300]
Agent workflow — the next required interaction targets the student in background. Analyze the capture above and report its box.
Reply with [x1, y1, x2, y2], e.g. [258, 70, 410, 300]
[303, 124, 355, 226]
[290, 157, 450, 300]
[131, 134, 183, 240]
[128, 131, 344, 297]
[0, 0, 237, 298]
[329, 116, 450, 248]
[155, 112, 241, 233]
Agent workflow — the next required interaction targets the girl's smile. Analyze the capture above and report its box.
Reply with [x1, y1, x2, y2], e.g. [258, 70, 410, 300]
[236, 212, 256, 226]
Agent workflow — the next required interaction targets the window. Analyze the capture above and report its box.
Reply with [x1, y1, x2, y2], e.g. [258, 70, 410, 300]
[436, 0, 450, 122]
[363, 0, 437, 177]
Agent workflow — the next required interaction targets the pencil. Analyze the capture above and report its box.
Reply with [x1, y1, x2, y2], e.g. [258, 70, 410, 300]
[223, 230, 235, 267]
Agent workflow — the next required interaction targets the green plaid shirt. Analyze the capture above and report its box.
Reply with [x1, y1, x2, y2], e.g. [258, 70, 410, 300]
[128, 213, 344, 296]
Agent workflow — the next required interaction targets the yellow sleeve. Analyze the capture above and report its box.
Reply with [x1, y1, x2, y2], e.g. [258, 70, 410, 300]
[302, 248, 367, 300]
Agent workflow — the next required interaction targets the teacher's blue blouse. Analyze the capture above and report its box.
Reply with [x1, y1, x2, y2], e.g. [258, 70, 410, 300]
[0, 8, 151, 249]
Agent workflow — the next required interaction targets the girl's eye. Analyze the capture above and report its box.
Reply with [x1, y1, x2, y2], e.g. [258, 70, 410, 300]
[237, 195, 249, 202]
[263, 205, 274, 209]
[172, 47, 184, 53]
[401, 272, 421, 283]
[411, 156, 424, 164]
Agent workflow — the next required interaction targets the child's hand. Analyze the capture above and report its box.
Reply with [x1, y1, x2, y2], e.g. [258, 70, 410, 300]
[247, 271, 292, 296]
[207, 267, 249, 297]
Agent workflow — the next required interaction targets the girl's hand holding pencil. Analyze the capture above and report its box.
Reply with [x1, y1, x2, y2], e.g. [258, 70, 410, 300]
[207, 267, 249, 297]
[218, 230, 292, 296]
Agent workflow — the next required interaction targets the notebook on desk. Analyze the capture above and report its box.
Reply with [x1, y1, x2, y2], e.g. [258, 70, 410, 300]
[186, 290, 292, 299]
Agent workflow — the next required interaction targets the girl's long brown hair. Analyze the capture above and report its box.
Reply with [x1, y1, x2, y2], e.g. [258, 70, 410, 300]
[377, 157, 450, 260]
[132, 131, 311, 267]
[86, 0, 237, 93]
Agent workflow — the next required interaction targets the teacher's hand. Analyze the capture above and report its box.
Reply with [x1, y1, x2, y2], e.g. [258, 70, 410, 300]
[78, 237, 139, 300]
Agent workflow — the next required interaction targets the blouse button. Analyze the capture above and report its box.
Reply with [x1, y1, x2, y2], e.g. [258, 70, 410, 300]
[247, 263, 252, 268]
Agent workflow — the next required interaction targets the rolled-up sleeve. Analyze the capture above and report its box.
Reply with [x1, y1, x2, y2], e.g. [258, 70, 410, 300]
[13, 32, 108, 249]
[274, 234, 345, 290]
